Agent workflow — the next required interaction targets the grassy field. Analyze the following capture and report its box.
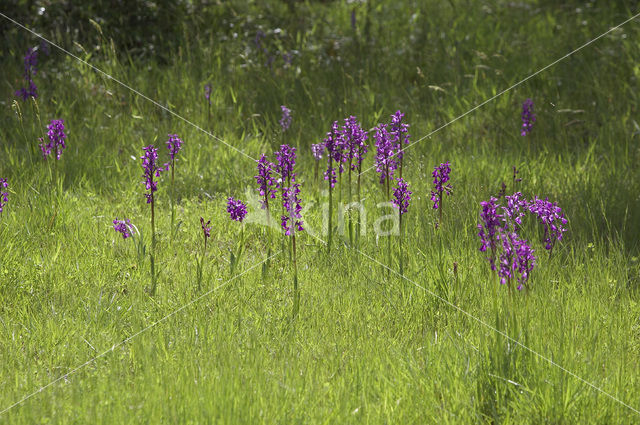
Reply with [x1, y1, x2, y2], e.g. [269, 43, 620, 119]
[1, 1, 640, 423]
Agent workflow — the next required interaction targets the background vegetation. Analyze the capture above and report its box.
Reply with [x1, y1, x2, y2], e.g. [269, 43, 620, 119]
[1, 0, 640, 423]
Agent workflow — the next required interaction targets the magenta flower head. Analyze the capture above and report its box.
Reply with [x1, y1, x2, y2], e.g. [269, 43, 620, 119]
[165, 134, 184, 162]
[204, 84, 212, 105]
[227, 197, 248, 222]
[311, 143, 325, 161]
[323, 121, 344, 188]
[274, 144, 303, 236]
[255, 154, 277, 209]
[39, 119, 67, 160]
[113, 218, 134, 239]
[279, 105, 292, 132]
[392, 175, 412, 276]
[389, 110, 410, 161]
[498, 232, 536, 290]
[374, 124, 398, 184]
[329, 121, 347, 167]
[392, 178, 411, 215]
[0, 178, 8, 215]
[281, 183, 304, 236]
[521, 98, 536, 136]
[478, 197, 501, 270]
[514, 238, 536, 290]
[275, 144, 297, 182]
[501, 191, 528, 230]
[342, 116, 368, 170]
[430, 161, 452, 209]
[141, 145, 164, 203]
[528, 196, 568, 251]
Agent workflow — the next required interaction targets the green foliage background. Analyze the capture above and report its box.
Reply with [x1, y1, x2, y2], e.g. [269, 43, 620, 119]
[1, 1, 640, 423]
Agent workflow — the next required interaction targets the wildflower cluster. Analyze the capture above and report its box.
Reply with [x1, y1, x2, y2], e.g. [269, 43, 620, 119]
[430, 161, 452, 209]
[141, 145, 163, 203]
[0, 178, 8, 215]
[392, 178, 411, 215]
[344, 116, 369, 244]
[227, 197, 248, 222]
[342, 116, 369, 171]
[478, 191, 567, 291]
[113, 218, 134, 239]
[392, 177, 412, 275]
[255, 154, 277, 210]
[249, 137, 305, 314]
[225, 196, 247, 277]
[374, 124, 397, 185]
[165, 134, 184, 163]
[281, 183, 303, 235]
[389, 110, 410, 169]
[502, 192, 529, 230]
[39, 119, 67, 160]
[374, 110, 410, 185]
[498, 231, 536, 290]
[276, 144, 297, 181]
[323, 121, 342, 188]
[317, 116, 369, 247]
[275, 143, 303, 316]
[528, 197, 568, 252]
[275, 144, 303, 235]
[478, 197, 500, 270]
[521, 98, 536, 136]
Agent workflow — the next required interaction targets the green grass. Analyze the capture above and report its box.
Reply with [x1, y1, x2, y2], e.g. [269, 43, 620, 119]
[1, 1, 640, 423]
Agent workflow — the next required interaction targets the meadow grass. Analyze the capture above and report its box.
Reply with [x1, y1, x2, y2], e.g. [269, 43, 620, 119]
[1, 1, 640, 423]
